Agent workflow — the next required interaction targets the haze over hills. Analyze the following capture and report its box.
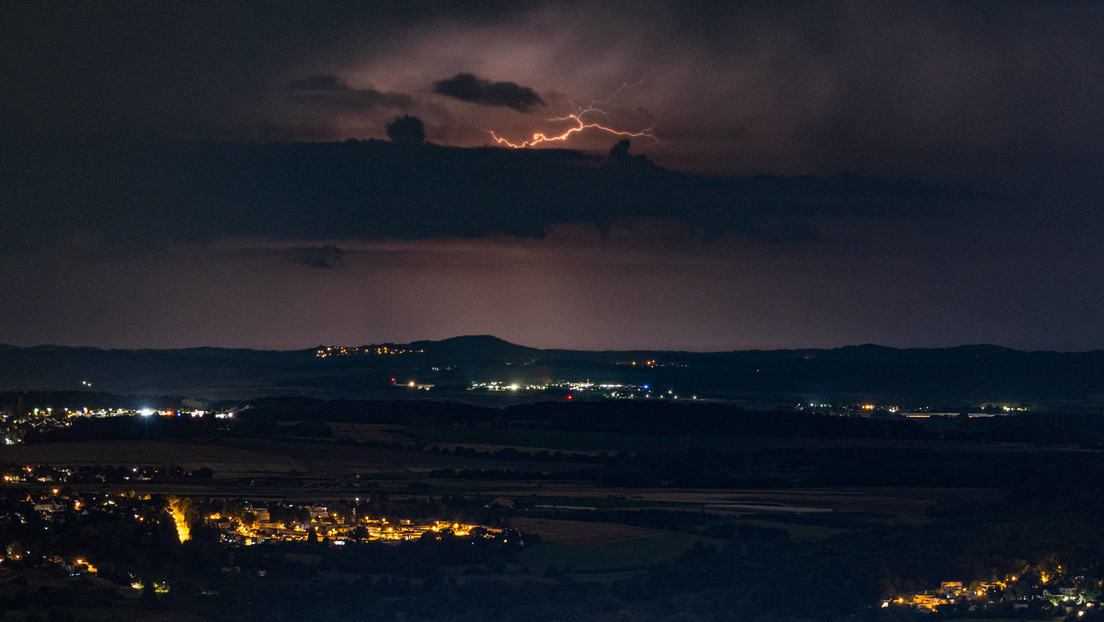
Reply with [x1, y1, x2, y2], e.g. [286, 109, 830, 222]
[1, 335, 1103, 409]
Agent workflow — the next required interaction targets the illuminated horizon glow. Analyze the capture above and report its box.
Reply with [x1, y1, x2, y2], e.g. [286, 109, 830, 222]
[486, 107, 657, 148]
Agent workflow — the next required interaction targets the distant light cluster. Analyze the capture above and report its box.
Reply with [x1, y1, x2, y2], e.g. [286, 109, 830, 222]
[316, 345, 425, 358]
[0, 406, 234, 446]
[882, 568, 1096, 615]
[614, 359, 688, 368]
[208, 502, 503, 546]
[469, 380, 693, 400]
[793, 402, 1027, 418]
[393, 378, 435, 391]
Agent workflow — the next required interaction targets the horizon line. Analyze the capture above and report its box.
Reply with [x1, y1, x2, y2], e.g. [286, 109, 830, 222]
[2, 336, 1101, 356]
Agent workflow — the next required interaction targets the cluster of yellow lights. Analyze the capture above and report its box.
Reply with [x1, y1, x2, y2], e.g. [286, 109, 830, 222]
[168, 499, 191, 543]
[214, 513, 495, 545]
[885, 571, 1072, 612]
[74, 558, 97, 573]
[316, 346, 424, 358]
[615, 359, 687, 369]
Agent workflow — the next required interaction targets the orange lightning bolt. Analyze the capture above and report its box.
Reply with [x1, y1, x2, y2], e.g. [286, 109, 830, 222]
[486, 81, 657, 148]
[487, 109, 656, 148]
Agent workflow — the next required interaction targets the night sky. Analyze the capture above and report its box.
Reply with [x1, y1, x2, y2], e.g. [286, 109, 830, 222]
[2, 1, 1103, 351]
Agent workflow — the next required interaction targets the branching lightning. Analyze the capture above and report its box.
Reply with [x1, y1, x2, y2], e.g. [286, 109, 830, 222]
[486, 81, 657, 149]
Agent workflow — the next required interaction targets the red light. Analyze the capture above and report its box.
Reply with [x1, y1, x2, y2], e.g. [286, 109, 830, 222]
[390, 378, 396, 383]
[566, 395, 573, 400]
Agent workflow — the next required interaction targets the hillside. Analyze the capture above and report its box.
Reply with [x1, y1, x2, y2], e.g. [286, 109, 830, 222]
[2, 337, 1103, 407]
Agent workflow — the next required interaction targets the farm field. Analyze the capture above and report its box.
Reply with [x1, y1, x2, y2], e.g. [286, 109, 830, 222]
[478, 483, 973, 517]
[404, 426, 783, 453]
[0, 438, 590, 477]
[510, 517, 664, 548]
[514, 522, 727, 573]
[401, 425, 1058, 455]
[0, 440, 301, 473]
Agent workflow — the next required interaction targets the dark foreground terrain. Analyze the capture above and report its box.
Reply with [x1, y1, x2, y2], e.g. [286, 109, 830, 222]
[2, 397, 1103, 621]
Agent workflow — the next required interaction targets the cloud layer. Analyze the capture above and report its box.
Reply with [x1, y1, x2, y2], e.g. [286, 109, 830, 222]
[4, 2, 1103, 179]
[432, 73, 545, 112]
[286, 74, 413, 111]
[1, 136, 968, 250]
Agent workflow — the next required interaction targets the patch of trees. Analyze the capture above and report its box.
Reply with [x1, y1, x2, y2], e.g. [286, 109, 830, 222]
[231, 397, 1104, 448]
[953, 412, 1104, 446]
[236, 398, 492, 425]
[24, 397, 1104, 453]
[23, 415, 222, 442]
[500, 401, 928, 439]
[240, 398, 931, 439]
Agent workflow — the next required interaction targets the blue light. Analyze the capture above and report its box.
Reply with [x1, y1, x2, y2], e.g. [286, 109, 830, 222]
[642, 384, 650, 390]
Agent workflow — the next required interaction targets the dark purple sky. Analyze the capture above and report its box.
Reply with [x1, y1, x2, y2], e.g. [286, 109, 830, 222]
[2, 1, 1103, 351]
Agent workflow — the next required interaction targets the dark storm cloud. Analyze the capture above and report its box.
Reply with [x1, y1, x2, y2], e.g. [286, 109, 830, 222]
[0, 136, 967, 251]
[4, 1, 1103, 177]
[0, 1, 529, 140]
[433, 73, 545, 112]
[286, 74, 413, 111]
[286, 245, 346, 269]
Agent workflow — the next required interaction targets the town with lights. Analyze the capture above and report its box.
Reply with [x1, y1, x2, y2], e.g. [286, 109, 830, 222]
[315, 345, 425, 358]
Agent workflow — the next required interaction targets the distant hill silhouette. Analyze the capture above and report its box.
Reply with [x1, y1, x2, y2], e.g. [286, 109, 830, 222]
[1, 336, 1103, 408]
[406, 335, 539, 360]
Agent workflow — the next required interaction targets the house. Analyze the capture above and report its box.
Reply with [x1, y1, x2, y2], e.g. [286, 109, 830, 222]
[941, 581, 965, 597]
